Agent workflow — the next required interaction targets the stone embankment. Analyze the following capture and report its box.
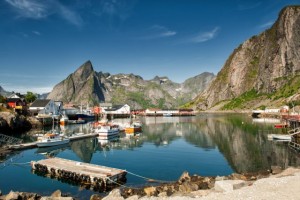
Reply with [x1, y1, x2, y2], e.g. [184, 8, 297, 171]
[101, 167, 300, 200]
[1, 167, 300, 200]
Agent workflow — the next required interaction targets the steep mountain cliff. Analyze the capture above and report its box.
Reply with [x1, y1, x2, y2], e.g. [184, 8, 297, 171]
[47, 61, 214, 109]
[192, 6, 300, 110]
[47, 61, 106, 104]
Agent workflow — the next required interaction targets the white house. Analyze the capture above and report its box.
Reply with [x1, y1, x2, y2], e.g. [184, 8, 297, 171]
[103, 104, 130, 115]
[99, 102, 113, 110]
[29, 99, 60, 115]
[145, 108, 179, 115]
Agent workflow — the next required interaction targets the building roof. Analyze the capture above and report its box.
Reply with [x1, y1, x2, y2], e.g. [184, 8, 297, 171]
[105, 104, 127, 111]
[30, 99, 51, 108]
[7, 98, 22, 103]
[100, 103, 112, 107]
[147, 108, 161, 111]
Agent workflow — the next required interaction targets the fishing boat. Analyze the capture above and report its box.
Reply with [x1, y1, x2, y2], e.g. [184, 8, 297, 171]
[124, 122, 142, 134]
[36, 133, 70, 147]
[68, 119, 85, 124]
[76, 104, 95, 121]
[94, 125, 120, 139]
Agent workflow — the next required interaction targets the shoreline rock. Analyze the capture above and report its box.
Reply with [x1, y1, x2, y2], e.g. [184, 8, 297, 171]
[0, 167, 299, 200]
[0, 112, 33, 134]
[0, 190, 74, 200]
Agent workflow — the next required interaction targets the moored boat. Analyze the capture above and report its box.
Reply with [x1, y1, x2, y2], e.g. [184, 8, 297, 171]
[36, 133, 70, 147]
[124, 122, 142, 133]
[94, 125, 120, 139]
[267, 134, 292, 141]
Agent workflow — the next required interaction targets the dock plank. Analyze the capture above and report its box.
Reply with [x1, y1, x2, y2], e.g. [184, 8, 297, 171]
[37, 157, 122, 177]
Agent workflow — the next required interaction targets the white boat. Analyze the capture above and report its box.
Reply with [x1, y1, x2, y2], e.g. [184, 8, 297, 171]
[163, 113, 172, 117]
[36, 133, 70, 147]
[272, 134, 291, 141]
[268, 134, 292, 141]
[94, 125, 119, 139]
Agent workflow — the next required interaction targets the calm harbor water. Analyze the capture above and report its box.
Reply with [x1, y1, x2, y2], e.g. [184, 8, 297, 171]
[1, 113, 300, 199]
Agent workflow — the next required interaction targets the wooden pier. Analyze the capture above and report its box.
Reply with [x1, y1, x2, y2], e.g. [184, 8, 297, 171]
[9, 133, 98, 151]
[31, 157, 127, 191]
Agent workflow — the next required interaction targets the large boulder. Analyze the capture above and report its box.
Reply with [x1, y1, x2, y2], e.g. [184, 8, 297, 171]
[0, 112, 32, 133]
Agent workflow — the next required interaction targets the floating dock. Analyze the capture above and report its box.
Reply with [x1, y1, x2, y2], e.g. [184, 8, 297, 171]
[31, 157, 127, 191]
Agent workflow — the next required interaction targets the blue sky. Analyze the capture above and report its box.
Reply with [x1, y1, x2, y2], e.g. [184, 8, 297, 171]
[0, 0, 299, 94]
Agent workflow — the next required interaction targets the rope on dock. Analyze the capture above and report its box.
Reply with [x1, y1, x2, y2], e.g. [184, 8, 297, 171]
[11, 161, 31, 165]
[106, 177, 129, 188]
[105, 177, 141, 190]
[126, 170, 173, 183]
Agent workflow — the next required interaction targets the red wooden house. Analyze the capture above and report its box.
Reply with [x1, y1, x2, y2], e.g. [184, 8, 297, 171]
[6, 93, 27, 111]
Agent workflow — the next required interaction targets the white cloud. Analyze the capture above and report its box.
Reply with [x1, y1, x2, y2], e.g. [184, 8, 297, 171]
[237, 2, 262, 11]
[259, 21, 274, 29]
[96, 0, 137, 21]
[5, 0, 83, 27]
[188, 27, 220, 43]
[5, 0, 50, 19]
[57, 3, 83, 27]
[32, 30, 41, 35]
[140, 25, 177, 40]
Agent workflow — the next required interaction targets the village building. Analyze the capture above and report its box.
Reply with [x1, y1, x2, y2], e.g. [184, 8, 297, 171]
[99, 103, 113, 110]
[6, 93, 27, 113]
[144, 108, 161, 116]
[29, 99, 60, 116]
[102, 104, 130, 119]
[144, 108, 194, 116]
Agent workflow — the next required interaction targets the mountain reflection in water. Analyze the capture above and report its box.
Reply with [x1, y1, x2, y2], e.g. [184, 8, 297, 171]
[30, 114, 300, 174]
[1, 114, 300, 199]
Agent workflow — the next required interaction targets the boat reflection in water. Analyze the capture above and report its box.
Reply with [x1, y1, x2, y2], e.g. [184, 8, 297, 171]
[35, 143, 70, 157]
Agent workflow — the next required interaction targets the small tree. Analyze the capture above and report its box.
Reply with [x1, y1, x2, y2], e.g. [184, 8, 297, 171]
[25, 91, 37, 103]
[0, 95, 6, 103]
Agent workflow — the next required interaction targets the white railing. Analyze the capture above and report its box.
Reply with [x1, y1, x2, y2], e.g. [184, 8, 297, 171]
[0, 134, 22, 145]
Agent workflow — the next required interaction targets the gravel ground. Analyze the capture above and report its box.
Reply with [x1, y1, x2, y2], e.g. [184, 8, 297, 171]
[138, 168, 300, 200]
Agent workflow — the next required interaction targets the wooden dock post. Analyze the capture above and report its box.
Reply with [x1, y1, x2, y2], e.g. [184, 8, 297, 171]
[31, 157, 127, 191]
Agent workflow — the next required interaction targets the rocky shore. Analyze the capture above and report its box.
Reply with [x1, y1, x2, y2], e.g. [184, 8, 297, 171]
[0, 112, 42, 134]
[1, 167, 300, 200]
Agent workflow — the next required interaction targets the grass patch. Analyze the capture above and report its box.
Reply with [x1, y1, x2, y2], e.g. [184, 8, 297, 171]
[222, 89, 261, 110]
[127, 92, 154, 109]
[271, 75, 300, 100]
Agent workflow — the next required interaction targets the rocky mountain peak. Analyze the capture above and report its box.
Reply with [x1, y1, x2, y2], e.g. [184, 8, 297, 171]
[151, 76, 170, 84]
[192, 5, 300, 110]
[47, 60, 214, 108]
[74, 60, 94, 80]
